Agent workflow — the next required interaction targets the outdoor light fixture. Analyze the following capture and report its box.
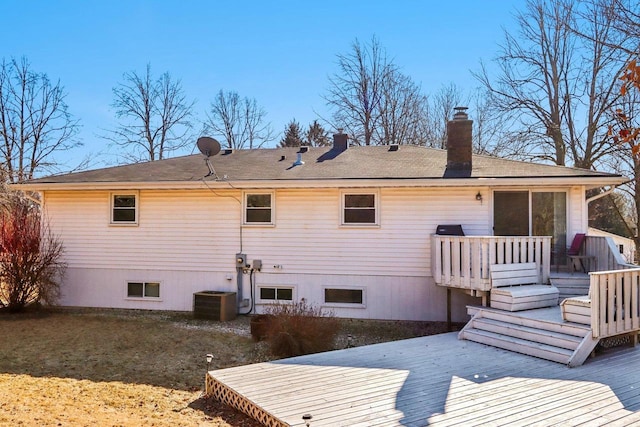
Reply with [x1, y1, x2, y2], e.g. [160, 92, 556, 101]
[475, 192, 483, 203]
[347, 334, 354, 348]
[206, 353, 213, 371]
[302, 414, 313, 426]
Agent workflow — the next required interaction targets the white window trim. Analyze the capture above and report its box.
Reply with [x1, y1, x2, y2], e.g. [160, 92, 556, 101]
[243, 191, 275, 226]
[125, 280, 162, 301]
[257, 285, 296, 303]
[340, 189, 380, 227]
[322, 285, 366, 309]
[110, 191, 139, 226]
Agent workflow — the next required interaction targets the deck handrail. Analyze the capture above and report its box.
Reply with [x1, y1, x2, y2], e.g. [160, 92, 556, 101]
[432, 235, 552, 292]
[590, 268, 640, 339]
[584, 235, 635, 272]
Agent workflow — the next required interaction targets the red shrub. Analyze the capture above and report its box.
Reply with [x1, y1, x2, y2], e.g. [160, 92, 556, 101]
[0, 197, 65, 312]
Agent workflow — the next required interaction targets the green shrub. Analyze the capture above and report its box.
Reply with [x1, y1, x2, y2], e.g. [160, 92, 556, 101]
[264, 300, 339, 358]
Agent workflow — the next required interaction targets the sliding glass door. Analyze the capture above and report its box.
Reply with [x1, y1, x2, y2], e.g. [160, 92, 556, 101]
[494, 191, 567, 265]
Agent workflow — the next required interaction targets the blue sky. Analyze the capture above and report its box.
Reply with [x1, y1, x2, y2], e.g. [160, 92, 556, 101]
[2, 0, 526, 170]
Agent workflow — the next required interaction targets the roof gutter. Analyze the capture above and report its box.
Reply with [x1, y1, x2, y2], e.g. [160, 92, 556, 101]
[10, 176, 628, 192]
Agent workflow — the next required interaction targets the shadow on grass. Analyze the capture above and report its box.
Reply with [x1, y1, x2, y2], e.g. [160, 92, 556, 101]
[188, 396, 263, 427]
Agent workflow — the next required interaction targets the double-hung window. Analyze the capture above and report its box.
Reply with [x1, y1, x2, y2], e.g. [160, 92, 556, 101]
[111, 192, 138, 225]
[245, 192, 274, 225]
[342, 191, 378, 225]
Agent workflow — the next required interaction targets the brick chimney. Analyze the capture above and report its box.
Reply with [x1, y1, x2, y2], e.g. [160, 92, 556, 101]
[333, 129, 348, 151]
[446, 107, 473, 171]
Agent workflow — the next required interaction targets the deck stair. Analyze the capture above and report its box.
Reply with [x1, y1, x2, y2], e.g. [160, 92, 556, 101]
[459, 307, 598, 367]
[550, 273, 590, 299]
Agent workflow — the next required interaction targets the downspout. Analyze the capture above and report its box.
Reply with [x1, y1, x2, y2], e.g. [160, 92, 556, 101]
[23, 192, 43, 206]
[585, 181, 631, 233]
[26, 195, 42, 205]
[586, 185, 618, 205]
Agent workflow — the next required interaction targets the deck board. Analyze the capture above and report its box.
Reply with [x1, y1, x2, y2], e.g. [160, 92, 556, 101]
[207, 329, 640, 426]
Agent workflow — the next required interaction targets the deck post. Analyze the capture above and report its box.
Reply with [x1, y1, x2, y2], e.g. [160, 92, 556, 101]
[447, 288, 452, 331]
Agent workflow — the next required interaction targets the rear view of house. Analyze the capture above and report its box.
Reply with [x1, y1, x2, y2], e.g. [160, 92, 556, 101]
[14, 109, 626, 322]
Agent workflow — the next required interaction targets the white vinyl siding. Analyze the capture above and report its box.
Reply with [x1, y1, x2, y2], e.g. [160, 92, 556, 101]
[43, 188, 495, 276]
[42, 185, 587, 320]
[44, 190, 242, 271]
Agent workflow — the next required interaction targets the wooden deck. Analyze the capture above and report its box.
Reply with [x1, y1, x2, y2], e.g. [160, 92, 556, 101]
[206, 331, 640, 426]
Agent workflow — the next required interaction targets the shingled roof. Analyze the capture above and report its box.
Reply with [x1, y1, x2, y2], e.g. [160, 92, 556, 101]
[18, 145, 624, 189]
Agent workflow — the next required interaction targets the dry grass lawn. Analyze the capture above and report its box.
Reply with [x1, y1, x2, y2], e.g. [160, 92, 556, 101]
[0, 308, 457, 426]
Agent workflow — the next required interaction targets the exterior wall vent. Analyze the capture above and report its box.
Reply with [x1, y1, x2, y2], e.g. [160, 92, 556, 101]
[293, 152, 305, 166]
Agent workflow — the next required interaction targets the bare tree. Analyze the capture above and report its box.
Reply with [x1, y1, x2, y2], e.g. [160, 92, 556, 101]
[611, 0, 640, 45]
[475, 0, 631, 169]
[325, 36, 428, 146]
[579, 0, 639, 55]
[108, 64, 194, 162]
[469, 89, 516, 157]
[0, 57, 80, 183]
[377, 69, 429, 145]
[423, 83, 467, 149]
[205, 90, 273, 149]
[606, 62, 640, 255]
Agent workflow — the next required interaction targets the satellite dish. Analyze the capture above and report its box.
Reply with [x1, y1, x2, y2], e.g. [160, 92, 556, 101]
[197, 136, 221, 157]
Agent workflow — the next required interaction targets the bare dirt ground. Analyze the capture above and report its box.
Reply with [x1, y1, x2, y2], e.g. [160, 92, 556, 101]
[0, 308, 461, 426]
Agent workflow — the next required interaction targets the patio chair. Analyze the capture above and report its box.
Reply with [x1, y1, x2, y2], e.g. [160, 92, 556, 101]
[567, 233, 595, 273]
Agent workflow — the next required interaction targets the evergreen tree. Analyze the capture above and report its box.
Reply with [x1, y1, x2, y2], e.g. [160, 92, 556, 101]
[305, 120, 331, 146]
[279, 120, 304, 147]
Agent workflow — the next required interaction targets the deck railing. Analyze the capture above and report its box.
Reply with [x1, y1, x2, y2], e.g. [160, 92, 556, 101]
[584, 235, 636, 272]
[432, 235, 552, 292]
[590, 268, 640, 339]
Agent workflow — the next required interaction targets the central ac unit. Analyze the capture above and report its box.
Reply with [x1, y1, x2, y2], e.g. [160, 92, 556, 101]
[193, 291, 237, 321]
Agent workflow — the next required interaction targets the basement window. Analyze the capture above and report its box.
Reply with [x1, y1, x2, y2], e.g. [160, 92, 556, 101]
[127, 281, 160, 299]
[342, 191, 378, 225]
[259, 286, 294, 302]
[324, 288, 364, 306]
[244, 192, 274, 225]
[111, 192, 138, 225]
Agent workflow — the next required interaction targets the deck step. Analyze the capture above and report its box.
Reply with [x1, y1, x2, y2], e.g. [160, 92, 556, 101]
[460, 328, 574, 364]
[474, 307, 590, 337]
[550, 275, 590, 299]
[471, 318, 582, 350]
[460, 307, 593, 366]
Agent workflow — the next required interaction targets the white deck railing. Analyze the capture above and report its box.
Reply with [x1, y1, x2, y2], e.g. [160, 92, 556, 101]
[590, 268, 640, 339]
[432, 235, 552, 292]
[584, 235, 636, 272]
